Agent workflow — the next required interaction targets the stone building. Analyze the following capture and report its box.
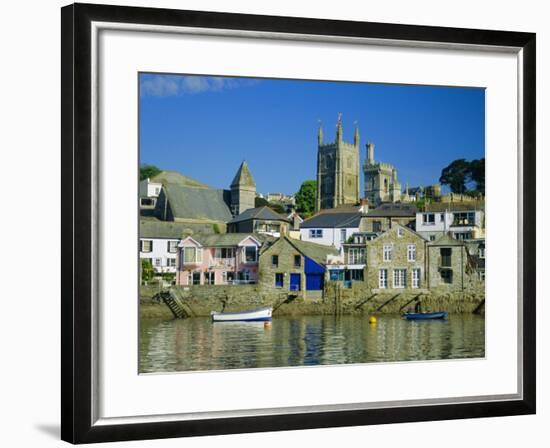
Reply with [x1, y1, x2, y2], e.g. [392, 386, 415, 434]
[363, 142, 402, 206]
[426, 233, 476, 290]
[363, 224, 427, 291]
[315, 114, 361, 211]
[258, 237, 338, 294]
[230, 160, 256, 216]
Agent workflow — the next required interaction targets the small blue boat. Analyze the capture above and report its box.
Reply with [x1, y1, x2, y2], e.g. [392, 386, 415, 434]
[403, 311, 449, 320]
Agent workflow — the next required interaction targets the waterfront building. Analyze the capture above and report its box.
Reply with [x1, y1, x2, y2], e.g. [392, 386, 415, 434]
[415, 207, 485, 241]
[227, 206, 290, 237]
[315, 115, 361, 210]
[258, 236, 338, 293]
[176, 233, 264, 286]
[426, 233, 478, 290]
[359, 203, 417, 233]
[300, 205, 363, 250]
[139, 219, 196, 273]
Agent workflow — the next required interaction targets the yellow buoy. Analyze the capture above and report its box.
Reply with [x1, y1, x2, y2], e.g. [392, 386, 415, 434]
[369, 316, 377, 324]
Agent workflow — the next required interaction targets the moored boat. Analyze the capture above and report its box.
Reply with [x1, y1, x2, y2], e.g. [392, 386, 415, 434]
[402, 311, 449, 320]
[210, 307, 273, 322]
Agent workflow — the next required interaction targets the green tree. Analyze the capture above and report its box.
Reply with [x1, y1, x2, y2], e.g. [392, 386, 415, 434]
[255, 197, 270, 208]
[140, 164, 161, 181]
[295, 180, 317, 214]
[469, 158, 485, 194]
[141, 259, 155, 284]
[439, 159, 470, 194]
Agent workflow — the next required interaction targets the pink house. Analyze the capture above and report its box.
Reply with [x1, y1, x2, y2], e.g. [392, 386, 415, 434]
[176, 233, 262, 286]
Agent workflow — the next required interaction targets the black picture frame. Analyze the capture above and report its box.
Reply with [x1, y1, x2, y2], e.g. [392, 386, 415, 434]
[61, 2, 536, 444]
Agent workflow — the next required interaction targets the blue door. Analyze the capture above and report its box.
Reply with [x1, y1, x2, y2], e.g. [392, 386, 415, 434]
[290, 273, 301, 291]
[306, 274, 323, 291]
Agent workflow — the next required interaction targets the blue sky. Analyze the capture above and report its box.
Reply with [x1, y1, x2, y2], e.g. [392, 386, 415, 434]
[139, 73, 485, 195]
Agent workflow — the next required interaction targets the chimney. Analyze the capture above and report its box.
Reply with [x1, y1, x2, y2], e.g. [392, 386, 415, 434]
[359, 198, 369, 214]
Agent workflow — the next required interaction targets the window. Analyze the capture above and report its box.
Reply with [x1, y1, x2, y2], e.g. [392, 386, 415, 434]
[340, 229, 347, 243]
[244, 246, 257, 263]
[308, 229, 323, 238]
[422, 213, 435, 225]
[479, 245, 485, 259]
[183, 247, 202, 264]
[330, 270, 344, 281]
[452, 211, 476, 226]
[166, 258, 176, 267]
[350, 269, 364, 281]
[204, 272, 215, 285]
[294, 255, 301, 267]
[373, 221, 382, 232]
[378, 269, 388, 288]
[222, 271, 235, 284]
[407, 244, 416, 262]
[411, 268, 421, 288]
[441, 269, 453, 284]
[440, 248, 452, 267]
[393, 269, 407, 288]
[383, 244, 393, 261]
[154, 187, 161, 195]
[140, 239, 153, 253]
[140, 197, 155, 207]
[272, 255, 279, 266]
[275, 273, 284, 288]
[454, 232, 472, 241]
[216, 248, 235, 259]
[429, 235, 436, 241]
[397, 227, 404, 237]
[154, 258, 162, 266]
[192, 272, 201, 285]
[478, 271, 486, 281]
[348, 248, 365, 264]
[167, 240, 178, 253]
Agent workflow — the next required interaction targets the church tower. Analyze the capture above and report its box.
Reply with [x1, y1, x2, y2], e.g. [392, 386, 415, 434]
[230, 161, 256, 216]
[363, 142, 402, 206]
[315, 114, 361, 211]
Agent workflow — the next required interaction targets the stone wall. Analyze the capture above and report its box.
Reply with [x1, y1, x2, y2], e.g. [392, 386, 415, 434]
[157, 280, 485, 319]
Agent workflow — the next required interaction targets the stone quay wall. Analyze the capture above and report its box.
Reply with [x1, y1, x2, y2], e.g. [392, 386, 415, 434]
[151, 282, 485, 318]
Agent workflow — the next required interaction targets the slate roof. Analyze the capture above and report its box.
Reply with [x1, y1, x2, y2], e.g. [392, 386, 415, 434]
[300, 211, 362, 229]
[163, 183, 232, 222]
[228, 206, 289, 224]
[428, 232, 464, 246]
[151, 170, 210, 189]
[365, 203, 418, 218]
[425, 201, 485, 212]
[230, 161, 256, 188]
[140, 218, 212, 239]
[285, 237, 339, 265]
[190, 233, 264, 247]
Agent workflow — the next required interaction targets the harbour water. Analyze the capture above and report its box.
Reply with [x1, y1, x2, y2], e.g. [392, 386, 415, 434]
[139, 314, 485, 373]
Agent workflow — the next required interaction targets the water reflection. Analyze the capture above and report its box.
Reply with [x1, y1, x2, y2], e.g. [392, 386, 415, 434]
[139, 315, 485, 373]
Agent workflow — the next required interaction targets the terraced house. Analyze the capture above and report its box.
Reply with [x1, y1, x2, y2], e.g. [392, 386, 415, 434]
[176, 233, 264, 286]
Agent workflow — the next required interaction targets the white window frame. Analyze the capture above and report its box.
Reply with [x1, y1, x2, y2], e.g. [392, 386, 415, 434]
[378, 269, 388, 289]
[154, 258, 162, 267]
[411, 268, 421, 289]
[308, 229, 323, 238]
[166, 258, 176, 267]
[383, 244, 393, 262]
[422, 213, 435, 225]
[340, 229, 347, 243]
[397, 227, 404, 237]
[167, 240, 178, 253]
[348, 248, 365, 264]
[182, 247, 203, 264]
[479, 246, 486, 259]
[244, 246, 258, 263]
[140, 239, 153, 253]
[393, 268, 407, 289]
[407, 244, 417, 262]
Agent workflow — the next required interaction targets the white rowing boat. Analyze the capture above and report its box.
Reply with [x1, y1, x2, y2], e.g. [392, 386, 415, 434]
[210, 307, 273, 322]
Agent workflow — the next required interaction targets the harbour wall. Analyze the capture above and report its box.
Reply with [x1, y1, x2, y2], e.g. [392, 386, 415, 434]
[142, 283, 485, 319]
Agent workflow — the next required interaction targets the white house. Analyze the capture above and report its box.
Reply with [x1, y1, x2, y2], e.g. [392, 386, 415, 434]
[139, 178, 163, 208]
[139, 219, 190, 273]
[415, 209, 484, 241]
[300, 208, 362, 251]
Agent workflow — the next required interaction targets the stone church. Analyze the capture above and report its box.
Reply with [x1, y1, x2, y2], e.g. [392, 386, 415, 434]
[315, 115, 361, 211]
